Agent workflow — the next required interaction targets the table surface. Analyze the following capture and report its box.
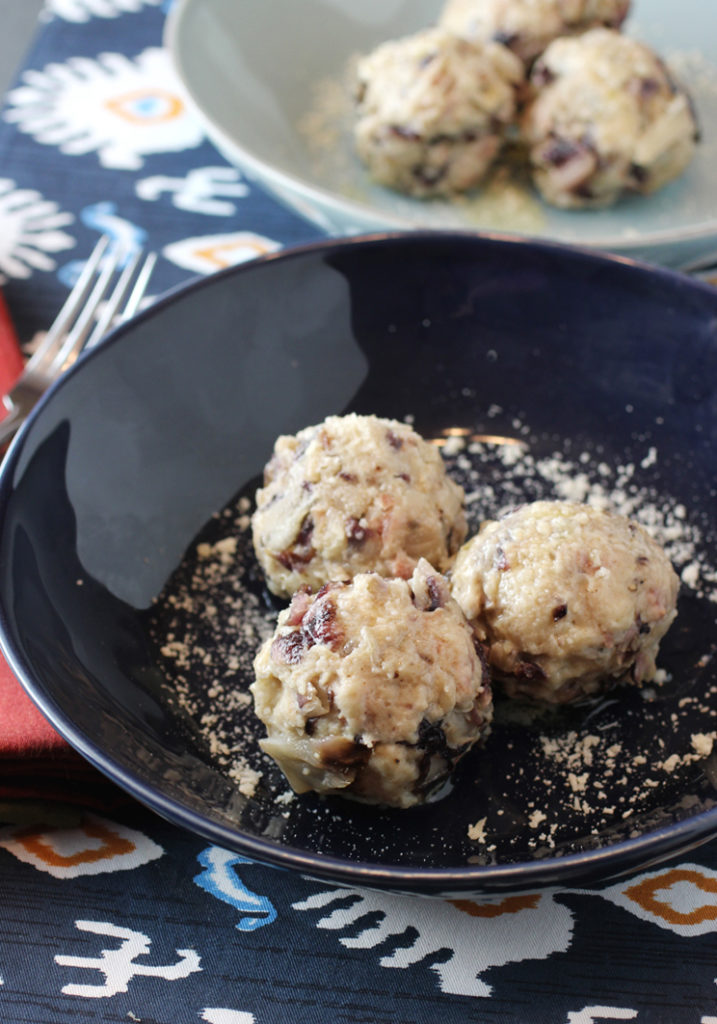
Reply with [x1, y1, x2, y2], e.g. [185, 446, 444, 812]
[1, 5, 717, 1024]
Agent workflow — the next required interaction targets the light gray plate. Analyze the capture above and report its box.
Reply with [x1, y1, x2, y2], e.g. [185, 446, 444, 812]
[166, 0, 717, 268]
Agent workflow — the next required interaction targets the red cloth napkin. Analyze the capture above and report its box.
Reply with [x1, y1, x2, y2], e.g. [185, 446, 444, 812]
[0, 291, 66, 754]
[0, 640, 128, 809]
[0, 658, 71, 758]
[0, 287, 24, 398]
[0, 291, 125, 810]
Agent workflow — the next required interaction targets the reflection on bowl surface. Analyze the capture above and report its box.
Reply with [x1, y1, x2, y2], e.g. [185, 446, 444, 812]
[1, 231, 717, 895]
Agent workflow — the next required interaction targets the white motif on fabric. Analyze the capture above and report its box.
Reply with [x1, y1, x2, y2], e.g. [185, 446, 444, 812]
[55, 920, 201, 997]
[194, 847, 277, 931]
[4, 48, 205, 170]
[597, 863, 717, 937]
[46, 0, 163, 21]
[293, 886, 573, 997]
[163, 232, 281, 274]
[0, 178, 74, 281]
[136, 167, 250, 216]
[201, 1010, 257, 1024]
[0, 813, 163, 878]
[566, 1008, 638, 1023]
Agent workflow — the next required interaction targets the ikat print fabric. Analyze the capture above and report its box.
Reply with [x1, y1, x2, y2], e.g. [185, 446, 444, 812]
[0, 3, 717, 1023]
[0, 0, 321, 348]
[2, 802, 717, 1023]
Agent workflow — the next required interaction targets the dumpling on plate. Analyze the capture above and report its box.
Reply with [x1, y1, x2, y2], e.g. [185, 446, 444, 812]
[450, 500, 680, 703]
[521, 28, 699, 208]
[251, 561, 493, 807]
[353, 26, 524, 197]
[439, 0, 631, 65]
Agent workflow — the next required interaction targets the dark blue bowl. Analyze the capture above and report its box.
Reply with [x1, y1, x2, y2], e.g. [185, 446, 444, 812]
[1, 231, 717, 896]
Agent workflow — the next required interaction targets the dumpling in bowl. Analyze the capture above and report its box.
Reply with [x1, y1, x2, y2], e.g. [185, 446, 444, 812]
[439, 0, 631, 66]
[251, 413, 466, 599]
[353, 26, 524, 197]
[251, 561, 493, 807]
[522, 28, 699, 208]
[450, 500, 680, 703]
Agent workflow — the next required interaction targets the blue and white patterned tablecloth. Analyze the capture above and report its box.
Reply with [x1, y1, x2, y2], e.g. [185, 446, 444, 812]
[1, 4, 717, 1023]
[0, 0, 323, 347]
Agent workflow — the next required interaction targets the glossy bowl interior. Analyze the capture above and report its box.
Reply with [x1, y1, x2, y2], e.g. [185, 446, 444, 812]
[1, 232, 717, 896]
[166, 0, 717, 268]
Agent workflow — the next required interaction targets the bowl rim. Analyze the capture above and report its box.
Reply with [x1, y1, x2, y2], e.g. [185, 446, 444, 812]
[2, 228, 717, 894]
[164, 0, 717, 261]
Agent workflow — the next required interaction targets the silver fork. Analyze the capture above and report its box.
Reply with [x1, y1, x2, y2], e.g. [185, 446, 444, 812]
[0, 235, 157, 447]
